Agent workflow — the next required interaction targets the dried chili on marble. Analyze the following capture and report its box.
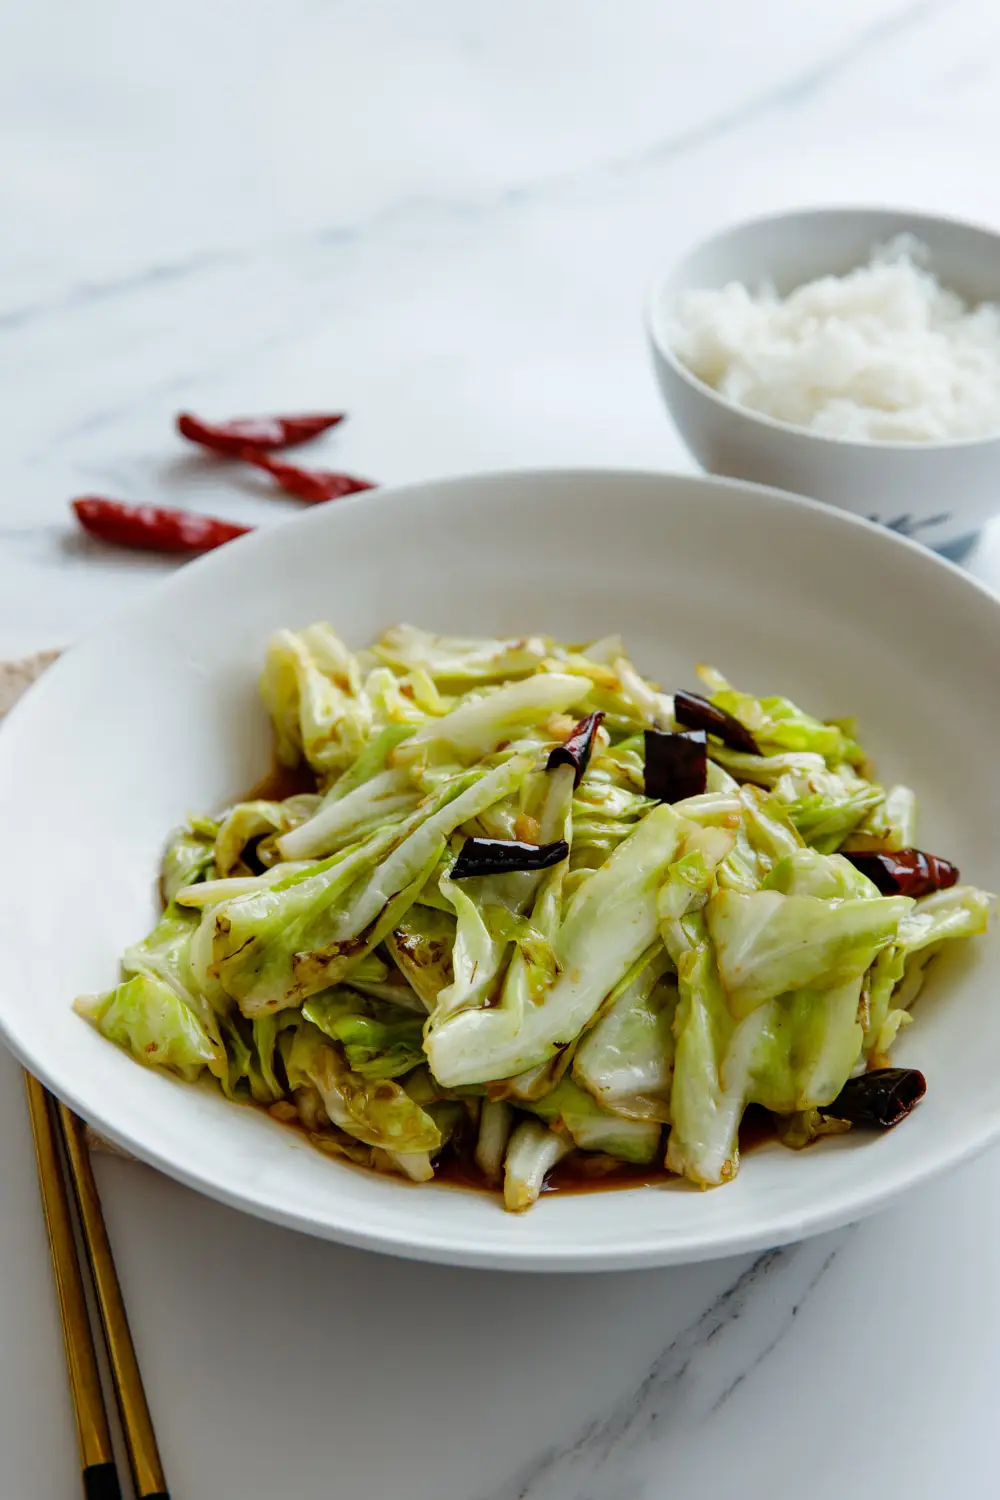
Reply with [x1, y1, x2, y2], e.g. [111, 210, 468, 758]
[240, 450, 375, 504]
[176, 411, 344, 456]
[72, 497, 251, 554]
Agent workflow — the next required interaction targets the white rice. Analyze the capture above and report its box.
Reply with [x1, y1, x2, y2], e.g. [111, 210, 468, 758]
[669, 235, 1000, 442]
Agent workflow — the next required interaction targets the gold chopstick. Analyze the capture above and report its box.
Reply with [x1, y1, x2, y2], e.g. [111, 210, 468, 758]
[58, 1102, 170, 1500]
[25, 1072, 123, 1500]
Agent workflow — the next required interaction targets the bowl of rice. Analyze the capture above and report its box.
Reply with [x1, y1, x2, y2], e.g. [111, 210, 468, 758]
[646, 207, 1000, 562]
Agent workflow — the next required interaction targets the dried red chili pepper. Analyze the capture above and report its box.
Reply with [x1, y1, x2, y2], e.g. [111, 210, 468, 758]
[644, 728, 708, 803]
[673, 690, 760, 755]
[451, 837, 570, 880]
[241, 450, 376, 504]
[822, 1067, 926, 1129]
[176, 411, 345, 457]
[72, 497, 251, 554]
[843, 848, 959, 898]
[546, 711, 604, 786]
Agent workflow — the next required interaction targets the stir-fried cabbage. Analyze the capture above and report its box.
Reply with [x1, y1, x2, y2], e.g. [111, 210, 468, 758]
[77, 624, 993, 1209]
[76, 974, 222, 1083]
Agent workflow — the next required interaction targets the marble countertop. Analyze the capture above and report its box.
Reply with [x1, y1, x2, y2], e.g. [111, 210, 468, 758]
[4, 2, 1000, 1495]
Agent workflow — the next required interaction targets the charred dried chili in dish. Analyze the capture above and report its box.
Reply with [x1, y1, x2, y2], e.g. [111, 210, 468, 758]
[72, 497, 251, 554]
[843, 848, 959, 898]
[451, 837, 570, 881]
[822, 1068, 927, 1129]
[644, 728, 708, 803]
[673, 688, 760, 754]
[176, 411, 345, 456]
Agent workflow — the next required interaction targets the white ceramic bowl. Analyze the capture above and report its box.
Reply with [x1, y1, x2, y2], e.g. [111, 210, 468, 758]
[2, 470, 999, 1271]
[647, 207, 1000, 562]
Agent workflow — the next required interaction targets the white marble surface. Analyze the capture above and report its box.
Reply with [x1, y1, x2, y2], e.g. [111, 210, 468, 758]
[4, 2, 1000, 1495]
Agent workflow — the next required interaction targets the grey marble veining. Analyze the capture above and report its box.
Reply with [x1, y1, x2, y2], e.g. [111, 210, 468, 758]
[484, 1235, 849, 1500]
[2, 3, 1000, 1496]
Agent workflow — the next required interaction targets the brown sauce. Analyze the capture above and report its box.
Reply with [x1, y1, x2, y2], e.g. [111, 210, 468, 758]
[432, 1106, 780, 1200]
[548, 1153, 677, 1196]
[428, 1135, 680, 1198]
[246, 758, 319, 802]
[551, 1107, 778, 1196]
[736, 1103, 781, 1155]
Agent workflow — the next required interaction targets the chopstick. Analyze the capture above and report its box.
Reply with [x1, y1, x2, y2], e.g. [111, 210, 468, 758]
[25, 1072, 122, 1499]
[59, 1103, 169, 1500]
[25, 1073, 170, 1499]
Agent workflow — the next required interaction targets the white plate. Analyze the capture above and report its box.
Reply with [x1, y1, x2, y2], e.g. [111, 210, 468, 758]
[1, 470, 998, 1271]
